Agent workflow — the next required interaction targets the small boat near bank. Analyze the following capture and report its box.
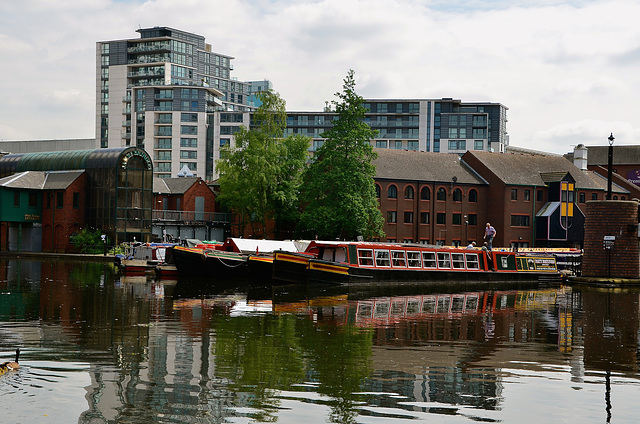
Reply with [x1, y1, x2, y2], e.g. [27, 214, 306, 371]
[273, 240, 563, 285]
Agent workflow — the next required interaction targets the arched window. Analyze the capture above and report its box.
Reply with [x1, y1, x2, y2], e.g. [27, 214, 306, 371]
[420, 186, 430, 200]
[437, 187, 446, 201]
[453, 188, 462, 202]
[388, 185, 398, 199]
[375, 184, 381, 198]
[404, 186, 414, 199]
[468, 189, 478, 202]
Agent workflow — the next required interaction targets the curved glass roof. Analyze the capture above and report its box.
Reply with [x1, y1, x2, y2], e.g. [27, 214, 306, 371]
[0, 147, 152, 174]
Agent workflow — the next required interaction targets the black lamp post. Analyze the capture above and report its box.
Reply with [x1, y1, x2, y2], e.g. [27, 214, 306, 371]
[607, 133, 615, 200]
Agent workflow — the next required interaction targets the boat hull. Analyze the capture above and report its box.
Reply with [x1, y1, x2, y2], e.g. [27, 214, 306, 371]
[172, 246, 248, 279]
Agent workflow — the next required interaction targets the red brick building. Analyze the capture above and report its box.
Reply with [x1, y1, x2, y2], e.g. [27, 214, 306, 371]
[153, 176, 220, 241]
[373, 149, 630, 249]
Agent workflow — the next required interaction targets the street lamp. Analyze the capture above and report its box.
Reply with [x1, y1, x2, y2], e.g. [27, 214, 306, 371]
[607, 133, 615, 200]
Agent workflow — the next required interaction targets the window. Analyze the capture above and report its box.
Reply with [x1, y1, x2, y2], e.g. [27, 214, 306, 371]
[157, 151, 171, 160]
[466, 253, 480, 269]
[357, 249, 374, 266]
[404, 211, 414, 223]
[579, 192, 585, 203]
[407, 141, 418, 151]
[474, 140, 484, 150]
[436, 212, 446, 225]
[437, 187, 446, 201]
[387, 211, 397, 223]
[452, 213, 462, 225]
[29, 192, 38, 208]
[181, 125, 197, 135]
[524, 189, 531, 201]
[404, 186, 415, 199]
[422, 251, 436, 268]
[511, 189, 517, 200]
[181, 113, 198, 122]
[453, 188, 462, 202]
[451, 253, 465, 269]
[391, 251, 406, 267]
[375, 184, 381, 198]
[13, 192, 19, 207]
[375, 250, 390, 267]
[407, 251, 421, 268]
[73, 192, 80, 209]
[420, 212, 430, 224]
[420, 187, 430, 200]
[511, 215, 530, 227]
[376, 140, 387, 148]
[467, 213, 477, 225]
[437, 252, 451, 269]
[180, 162, 197, 171]
[448, 140, 466, 150]
[180, 151, 197, 159]
[537, 190, 544, 202]
[387, 185, 397, 199]
[56, 192, 63, 209]
[180, 138, 197, 148]
[591, 193, 598, 200]
[157, 139, 172, 149]
[468, 189, 477, 202]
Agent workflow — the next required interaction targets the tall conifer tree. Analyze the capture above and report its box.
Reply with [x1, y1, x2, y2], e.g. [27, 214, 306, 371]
[298, 70, 385, 240]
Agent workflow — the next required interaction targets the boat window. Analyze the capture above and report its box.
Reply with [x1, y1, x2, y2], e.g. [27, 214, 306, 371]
[451, 253, 465, 269]
[375, 250, 390, 267]
[391, 300, 405, 315]
[422, 296, 436, 313]
[391, 251, 406, 267]
[465, 253, 480, 269]
[357, 302, 373, 319]
[437, 252, 451, 269]
[406, 299, 420, 314]
[357, 249, 374, 266]
[451, 296, 465, 313]
[422, 251, 436, 268]
[437, 296, 451, 313]
[407, 251, 421, 268]
[374, 300, 390, 318]
[465, 295, 479, 311]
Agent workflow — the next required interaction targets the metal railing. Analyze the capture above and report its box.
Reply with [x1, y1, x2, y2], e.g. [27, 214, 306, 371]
[153, 210, 232, 223]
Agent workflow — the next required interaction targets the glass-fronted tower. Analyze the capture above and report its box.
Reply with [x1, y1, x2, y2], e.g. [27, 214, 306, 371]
[96, 27, 253, 180]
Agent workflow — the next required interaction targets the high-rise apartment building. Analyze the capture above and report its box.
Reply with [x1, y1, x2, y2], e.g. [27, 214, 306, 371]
[284, 98, 509, 154]
[96, 27, 254, 180]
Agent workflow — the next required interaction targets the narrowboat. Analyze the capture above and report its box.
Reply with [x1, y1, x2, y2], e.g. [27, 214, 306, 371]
[172, 238, 305, 281]
[272, 241, 562, 285]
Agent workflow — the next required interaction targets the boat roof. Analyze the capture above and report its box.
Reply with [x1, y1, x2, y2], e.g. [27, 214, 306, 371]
[224, 238, 301, 253]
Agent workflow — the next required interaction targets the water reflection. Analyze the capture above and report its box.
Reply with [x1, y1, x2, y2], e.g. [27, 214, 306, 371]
[0, 259, 638, 423]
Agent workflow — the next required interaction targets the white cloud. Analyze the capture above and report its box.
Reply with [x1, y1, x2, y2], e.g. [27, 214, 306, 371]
[1, 0, 639, 155]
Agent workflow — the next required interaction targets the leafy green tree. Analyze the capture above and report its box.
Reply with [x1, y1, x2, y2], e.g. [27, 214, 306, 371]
[216, 91, 309, 237]
[298, 70, 385, 240]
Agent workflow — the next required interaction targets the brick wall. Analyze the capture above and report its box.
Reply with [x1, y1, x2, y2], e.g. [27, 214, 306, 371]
[582, 200, 639, 278]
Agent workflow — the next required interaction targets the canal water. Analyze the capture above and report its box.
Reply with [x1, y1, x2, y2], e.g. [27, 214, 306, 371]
[0, 259, 639, 423]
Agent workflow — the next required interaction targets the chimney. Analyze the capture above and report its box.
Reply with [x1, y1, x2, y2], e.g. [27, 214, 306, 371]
[573, 144, 588, 170]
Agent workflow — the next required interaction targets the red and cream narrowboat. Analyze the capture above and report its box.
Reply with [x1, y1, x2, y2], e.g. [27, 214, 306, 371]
[273, 241, 561, 285]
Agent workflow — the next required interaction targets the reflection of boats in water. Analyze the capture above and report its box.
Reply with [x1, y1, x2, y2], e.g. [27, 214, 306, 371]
[269, 283, 569, 328]
[273, 241, 562, 285]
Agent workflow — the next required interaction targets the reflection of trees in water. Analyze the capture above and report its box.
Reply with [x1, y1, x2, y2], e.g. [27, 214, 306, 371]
[212, 314, 373, 423]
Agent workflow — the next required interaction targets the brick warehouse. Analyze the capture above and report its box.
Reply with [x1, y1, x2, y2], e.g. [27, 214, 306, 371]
[374, 149, 631, 249]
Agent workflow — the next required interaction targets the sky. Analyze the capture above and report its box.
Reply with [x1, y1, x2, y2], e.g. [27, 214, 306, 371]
[1, 0, 639, 155]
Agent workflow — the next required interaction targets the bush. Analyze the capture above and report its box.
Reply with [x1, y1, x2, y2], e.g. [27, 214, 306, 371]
[70, 229, 105, 254]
